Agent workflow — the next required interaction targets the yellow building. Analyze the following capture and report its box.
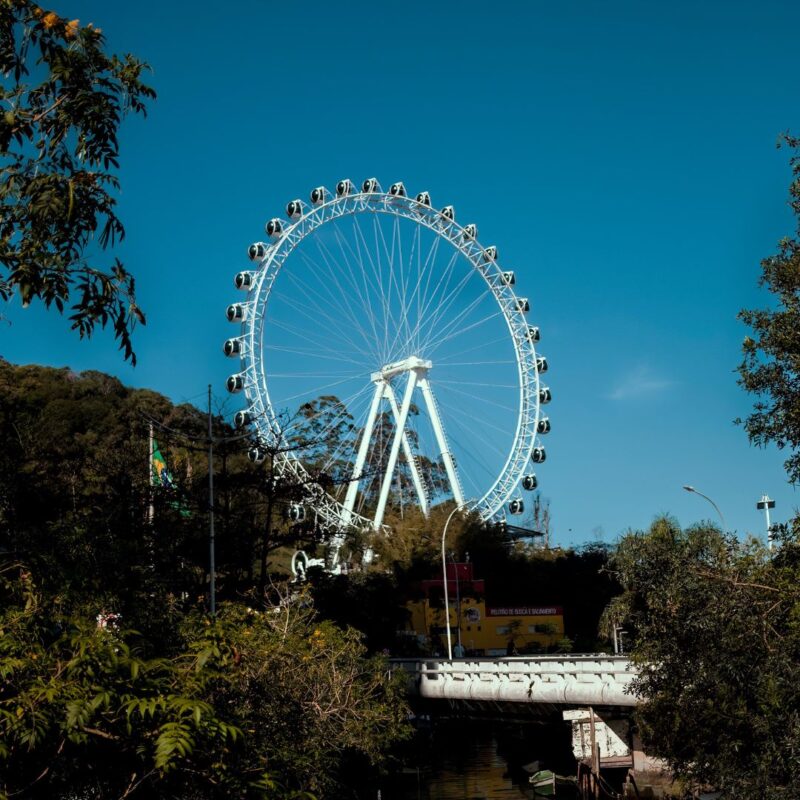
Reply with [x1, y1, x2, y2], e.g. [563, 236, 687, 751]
[404, 563, 564, 656]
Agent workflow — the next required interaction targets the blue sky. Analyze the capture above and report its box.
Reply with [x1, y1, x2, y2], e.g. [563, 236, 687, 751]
[3, 0, 800, 545]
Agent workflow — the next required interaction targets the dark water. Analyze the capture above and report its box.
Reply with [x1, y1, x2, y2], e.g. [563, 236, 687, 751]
[375, 718, 576, 800]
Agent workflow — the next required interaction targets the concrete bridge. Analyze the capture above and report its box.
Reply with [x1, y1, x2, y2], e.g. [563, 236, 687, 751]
[391, 655, 672, 792]
[391, 654, 637, 707]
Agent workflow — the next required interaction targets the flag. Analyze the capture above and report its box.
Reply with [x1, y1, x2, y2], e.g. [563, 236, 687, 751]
[151, 438, 191, 517]
[151, 439, 175, 488]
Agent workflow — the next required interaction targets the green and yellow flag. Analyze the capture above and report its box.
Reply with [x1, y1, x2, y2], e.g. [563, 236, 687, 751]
[151, 439, 175, 488]
[151, 438, 191, 517]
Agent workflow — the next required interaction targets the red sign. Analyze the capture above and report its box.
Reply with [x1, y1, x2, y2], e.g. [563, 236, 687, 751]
[486, 606, 563, 617]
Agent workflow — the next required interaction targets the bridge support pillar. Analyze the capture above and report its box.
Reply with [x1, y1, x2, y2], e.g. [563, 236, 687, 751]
[563, 708, 670, 797]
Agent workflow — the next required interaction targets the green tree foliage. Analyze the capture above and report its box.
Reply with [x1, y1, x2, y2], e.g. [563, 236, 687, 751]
[0, 564, 249, 799]
[0, 2, 154, 363]
[0, 361, 345, 639]
[738, 135, 800, 484]
[292, 394, 356, 482]
[0, 565, 408, 799]
[607, 517, 800, 799]
[208, 597, 409, 797]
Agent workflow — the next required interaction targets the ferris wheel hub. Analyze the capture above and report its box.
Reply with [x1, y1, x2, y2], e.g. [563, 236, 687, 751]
[371, 356, 432, 382]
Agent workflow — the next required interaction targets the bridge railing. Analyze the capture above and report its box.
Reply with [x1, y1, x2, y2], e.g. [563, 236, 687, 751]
[389, 655, 638, 706]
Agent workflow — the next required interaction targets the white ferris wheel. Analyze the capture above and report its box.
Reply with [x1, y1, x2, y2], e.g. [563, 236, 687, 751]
[224, 178, 551, 546]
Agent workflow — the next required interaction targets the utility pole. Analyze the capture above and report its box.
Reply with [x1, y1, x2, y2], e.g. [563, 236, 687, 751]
[208, 384, 216, 615]
[148, 421, 155, 524]
[450, 553, 462, 651]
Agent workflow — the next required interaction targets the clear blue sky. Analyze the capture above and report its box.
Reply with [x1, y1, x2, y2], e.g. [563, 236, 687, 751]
[3, 0, 800, 545]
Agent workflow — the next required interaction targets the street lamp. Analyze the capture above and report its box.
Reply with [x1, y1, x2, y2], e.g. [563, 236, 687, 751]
[441, 503, 467, 660]
[682, 485, 725, 528]
[757, 494, 775, 551]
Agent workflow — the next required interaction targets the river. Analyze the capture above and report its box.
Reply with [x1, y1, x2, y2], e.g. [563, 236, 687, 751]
[370, 717, 578, 800]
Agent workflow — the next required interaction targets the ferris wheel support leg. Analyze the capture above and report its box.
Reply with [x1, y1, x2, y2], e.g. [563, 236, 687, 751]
[373, 370, 419, 530]
[418, 376, 466, 508]
[384, 384, 429, 518]
[342, 380, 385, 524]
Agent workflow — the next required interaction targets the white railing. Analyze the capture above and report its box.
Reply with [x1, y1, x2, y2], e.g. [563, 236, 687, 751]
[390, 655, 638, 707]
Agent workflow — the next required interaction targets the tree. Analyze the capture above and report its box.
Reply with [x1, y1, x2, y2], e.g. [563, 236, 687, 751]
[0, 2, 155, 363]
[0, 564, 410, 799]
[0, 564, 252, 800]
[606, 516, 800, 798]
[738, 134, 800, 484]
[208, 594, 410, 797]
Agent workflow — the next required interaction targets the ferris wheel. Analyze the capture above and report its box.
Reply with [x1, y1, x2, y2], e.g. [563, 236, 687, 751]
[223, 178, 551, 542]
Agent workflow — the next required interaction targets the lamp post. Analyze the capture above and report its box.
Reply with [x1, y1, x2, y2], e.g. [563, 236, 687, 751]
[757, 494, 775, 551]
[682, 485, 725, 528]
[449, 552, 463, 653]
[441, 503, 466, 660]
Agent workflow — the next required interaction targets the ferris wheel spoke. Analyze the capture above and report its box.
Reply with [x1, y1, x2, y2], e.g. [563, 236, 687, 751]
[412, 401, 500, 500]
[295, 243, 364, 337]
[394, 214, 416, 353]
[431, 334, 513, 364]
[276, 373, 368, 406]
[436, 396, 511, 464]
[294, 243, 377, 360]
[273, 289, 375, 362]
[375, 213, 412, 357]
[284, 381, 372, 454]
[446, 415, 507, 473]
[432, 382, 518, 413]
[265, 342, 365, 369]
[416, 245, 462, 336]
[416, 256, 478, 351]
[315, 231, 387, 363]
[437, 359, 517, 367]
[266, 318, 370, 372]
[415, 227, 454, 328]
[356, 215, 398, 366]
[410, 232, 443, 347]
[318, 395, 374, 477]
[355, 213, 396, 363]
[286, 385, 367, 448]
[420, 280, 493, 356]
[387, 214, 412, 352]
[271, 287, 368, 359]
[442, 401, 516, 439]
[403, 247, 460, 354]
[371, 214, 397, 362]
[431, 311, 505, 354]
[436, 379, 519, 388]
[330, 226, 385, 361]
[411, 222, 424, 351]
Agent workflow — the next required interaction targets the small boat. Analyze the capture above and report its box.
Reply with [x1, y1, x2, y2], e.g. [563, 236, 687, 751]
[529, 769, 577, 797]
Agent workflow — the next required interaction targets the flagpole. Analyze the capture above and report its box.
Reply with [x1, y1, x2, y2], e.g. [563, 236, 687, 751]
[148, 421, 155, 524]
[208, 384, 216, 616]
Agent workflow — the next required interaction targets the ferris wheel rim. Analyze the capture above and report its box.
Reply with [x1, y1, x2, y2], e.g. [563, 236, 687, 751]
[232, 188, 543, 526]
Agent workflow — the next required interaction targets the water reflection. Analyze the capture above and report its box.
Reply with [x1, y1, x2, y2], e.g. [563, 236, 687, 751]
[381, 719, 574, 800]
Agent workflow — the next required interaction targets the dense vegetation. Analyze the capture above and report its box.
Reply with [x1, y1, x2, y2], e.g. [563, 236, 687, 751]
[607, 518, 800, 799]
[0, 362, 410, 799]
